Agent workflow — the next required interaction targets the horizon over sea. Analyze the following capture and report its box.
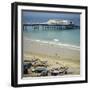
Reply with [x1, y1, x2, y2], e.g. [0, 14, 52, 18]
[23, 28, 80, 50]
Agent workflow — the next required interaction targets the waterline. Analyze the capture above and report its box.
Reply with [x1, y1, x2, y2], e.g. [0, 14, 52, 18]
[24, 38, 80, 51]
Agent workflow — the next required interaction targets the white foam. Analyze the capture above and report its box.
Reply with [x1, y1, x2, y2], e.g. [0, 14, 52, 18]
[36, 40, 40, 42]
[53, 39, 59, 42]
[25, 38, 80, 51]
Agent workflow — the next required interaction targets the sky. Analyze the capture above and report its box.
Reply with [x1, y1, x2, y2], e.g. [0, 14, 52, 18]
[22, 10, 80, 26]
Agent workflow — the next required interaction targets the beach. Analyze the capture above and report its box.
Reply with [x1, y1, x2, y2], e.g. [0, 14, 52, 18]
[23, 37, 80, 77]
[22, 11, 80, 77]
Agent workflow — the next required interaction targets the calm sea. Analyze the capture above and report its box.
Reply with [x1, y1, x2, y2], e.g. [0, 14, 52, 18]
[23, 28, 80, 49]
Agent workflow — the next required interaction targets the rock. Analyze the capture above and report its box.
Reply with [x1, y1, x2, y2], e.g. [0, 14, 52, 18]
[40, 70, 48, 76]
[24, 63, 32, 69]
[59, 66, 68, 74]
[51, 70, 60, 76]
[23, 65, 28, 74]
[64, 71, 67, 74]
[50, 66, 69, 76]
[31, 68, 35, 72]
[24, 60, 31, 62]
[40, 61, 47, 64]
[34, 67, 47, 73]
[23, 63, 32, 74]
[32, 60, 48, 67]
[24, 68, 28, 74]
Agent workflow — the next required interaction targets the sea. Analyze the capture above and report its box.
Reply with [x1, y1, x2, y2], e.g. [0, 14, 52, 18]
[23, 28, 80, 50]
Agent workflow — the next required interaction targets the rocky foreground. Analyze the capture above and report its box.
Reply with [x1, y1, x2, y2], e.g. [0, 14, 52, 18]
[23, 57, 72, 77]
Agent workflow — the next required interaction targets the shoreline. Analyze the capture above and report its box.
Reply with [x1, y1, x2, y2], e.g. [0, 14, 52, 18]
[24, 38, 80, 51]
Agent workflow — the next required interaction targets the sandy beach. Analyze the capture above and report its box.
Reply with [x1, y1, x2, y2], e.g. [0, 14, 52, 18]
[23, 37, 80, 77]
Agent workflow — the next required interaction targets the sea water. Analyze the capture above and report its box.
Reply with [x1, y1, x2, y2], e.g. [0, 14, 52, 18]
[23, 28, 80, 50]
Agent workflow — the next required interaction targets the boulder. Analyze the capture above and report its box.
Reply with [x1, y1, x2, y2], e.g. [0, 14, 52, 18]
[40, 70, 48, 76]
[23, 63, 32, 74]
[24, 68, 28, 74]
[34, 66, 48, 73]
[51, 70, 60, 76]
[50, 66, 69, 76]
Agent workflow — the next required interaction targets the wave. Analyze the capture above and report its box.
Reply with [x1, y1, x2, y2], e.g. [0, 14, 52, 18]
[24, 37, 80, 51]
[53, 39, 59, 42]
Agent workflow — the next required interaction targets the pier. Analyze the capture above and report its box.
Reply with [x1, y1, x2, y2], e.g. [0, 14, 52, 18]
[23, 19, 79, 31]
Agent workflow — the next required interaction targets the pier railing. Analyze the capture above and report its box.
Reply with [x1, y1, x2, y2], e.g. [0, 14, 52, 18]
[23, 24, 80, 31]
